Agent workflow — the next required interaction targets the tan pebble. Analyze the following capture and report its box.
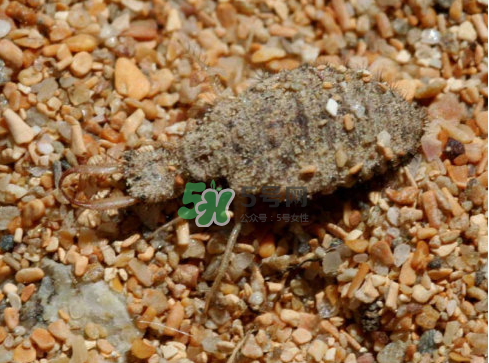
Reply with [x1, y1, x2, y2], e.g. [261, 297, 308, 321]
[251, 46, 286, 63]
[447, 164, 468, 188]
[370, 240, 394, 265]
[375, 13, 393, 38]
[347, 262, 369, 298]
[156, 92, 179, 107]
[70, 51, 93, 77]
[241, 334, 263, 359]
[308, 339, 327, 362]
[332, 0, 352, 30]
[385, 186, 417, 205]
[142, 289, 168, 314]
[343, 114, 354, 131]
[13, 342, 36, 363]
[422, 191, 441, 228]
[348, 162, 363, 175]
[0, 39, 23, 68]
[152, 68, 174, 93]
[48, 320, 70, 341]
[84, 322, 100, 340]
[128, 258, 153, 287]
[4, 307, 19, 329]
[122, 19, 158, 40]
[319, 320, 340, 339]
[269, 24, 298, 38]
[457, 21, 477, 41]
[475, 111, 488, 135]
[345, 239, 368, 254]
[74, 255, 89, 276]
[131, 338, 156, 359]
[63, 34, 98, 52]
[255, 312, 274, 326]
[323, 81, 333, 89]
[22, 199, 45, 226]
[258, 233, 276, 258]
[415, 305, 440, 329]
[15, 267, 45, 284]
[449, 352, 472, 362]
[115, 57, 150, 100]
[412, 283, 436, 303]
[171, 264, 199, 287]
[433, 242, 457, 257]
[266, 58, 301, 72]
[385, 281, 399, 310]
[280, 309, 301, 326]
[0, 326, 6, 344]
[70, 334, 88, 363]
[355, 276, 379, 303]
[163, 302, 184, 336]
[399, 256, 416, 286]
[325, 347, 336, 361]
[18, 67, 43, 86]
[166, 8, 182, 31]
[136, 305, 157, 330]
[281, 346, 299, 362]
[3, 109, 35, 144]
[415, 79, 446, 99]
[31, 328, 55, 351]
[411, 241, 429, 271]
[441, 122, 473, 143]
[292, 327, 312, 345]
[417, 227, 438, 240]
[97, 339, 115, 354]
[141, 100, 157, 120]
[69, 121, 87, 156]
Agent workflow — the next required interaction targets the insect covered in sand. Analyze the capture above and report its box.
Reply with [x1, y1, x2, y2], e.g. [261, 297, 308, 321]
[60, 63, 426, 313]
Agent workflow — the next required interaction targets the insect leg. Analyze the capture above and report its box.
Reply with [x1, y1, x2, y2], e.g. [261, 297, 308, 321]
[204, 220, 242, 314]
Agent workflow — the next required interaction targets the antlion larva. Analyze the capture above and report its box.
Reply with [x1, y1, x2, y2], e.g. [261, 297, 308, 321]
[60, 64, 426, 312]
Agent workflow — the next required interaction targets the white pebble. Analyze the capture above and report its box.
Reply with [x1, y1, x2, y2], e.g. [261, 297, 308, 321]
[326, 99, 338, 116]
[0, 19, 11, 38]
[396, 49, 411, 64]
[387, 207, 399, 226]
[376, 130, 391, 147]
[37, 140, 54, 155]
[393, 244, 410, 267]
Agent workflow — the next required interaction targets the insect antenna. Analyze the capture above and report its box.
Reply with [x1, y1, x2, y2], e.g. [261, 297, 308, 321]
[135, 320, 193, 337]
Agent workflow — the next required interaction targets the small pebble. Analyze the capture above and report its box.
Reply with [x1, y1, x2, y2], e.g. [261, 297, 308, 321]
[377, 341, 406, 363]
[114, 57, 150, 100]
[241, 334, 263, 359]
[0, 19, 11, 38]
[70, 51, 93, 77]
[0, 39, 23, 68]
[30, 328, 55, 351]
[292, 328, 312, 344]
[3, 109, 35, 144]
[0, 234, 15, 252]
[131, 338, 156, 359]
